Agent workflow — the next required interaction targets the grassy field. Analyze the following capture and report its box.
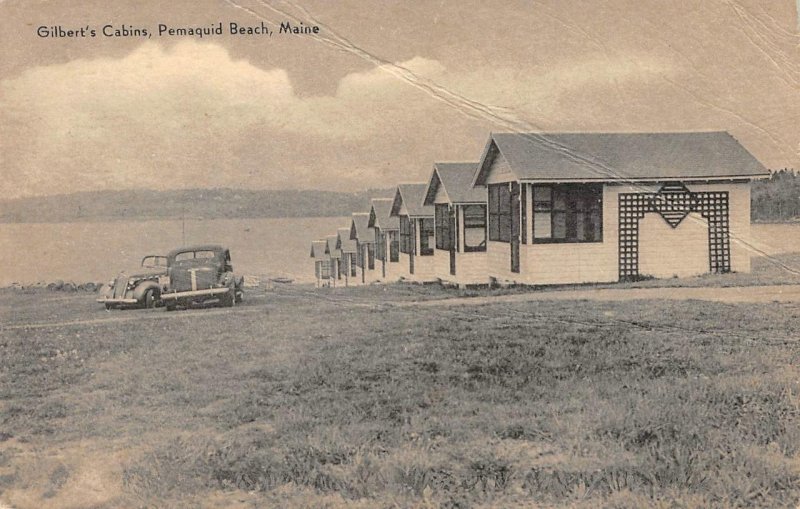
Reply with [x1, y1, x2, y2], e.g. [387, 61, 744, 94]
[1, 275, 799, 507]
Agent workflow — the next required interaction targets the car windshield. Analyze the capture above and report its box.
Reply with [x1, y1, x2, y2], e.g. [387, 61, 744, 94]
[142, 256, 167, 268]
[174, 250, 217, 262]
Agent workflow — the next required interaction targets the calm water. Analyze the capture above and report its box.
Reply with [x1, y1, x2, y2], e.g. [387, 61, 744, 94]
[0, 217, 350, 286]
[0, 220, 797, 287]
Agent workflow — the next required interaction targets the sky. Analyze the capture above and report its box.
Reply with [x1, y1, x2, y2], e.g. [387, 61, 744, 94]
[0, 0, 798, 198]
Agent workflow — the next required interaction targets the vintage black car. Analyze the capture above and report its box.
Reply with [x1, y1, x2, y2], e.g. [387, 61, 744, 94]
[161, 245, 244, 311]
[97, 255, 168, 309]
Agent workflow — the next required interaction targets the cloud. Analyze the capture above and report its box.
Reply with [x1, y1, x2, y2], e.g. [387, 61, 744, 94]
[0, 40, 684, 198]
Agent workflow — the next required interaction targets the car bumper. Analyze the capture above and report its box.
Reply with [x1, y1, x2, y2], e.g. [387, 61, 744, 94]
[161, 288, 229, 300]
[97, 297, 138, 304]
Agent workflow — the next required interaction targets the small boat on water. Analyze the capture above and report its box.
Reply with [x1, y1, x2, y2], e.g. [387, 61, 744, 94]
[269, 277, 294, 284]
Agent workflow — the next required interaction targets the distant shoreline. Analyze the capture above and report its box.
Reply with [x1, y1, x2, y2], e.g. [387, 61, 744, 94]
[0, 187, 394, 224]
[0, 214, 352, 224]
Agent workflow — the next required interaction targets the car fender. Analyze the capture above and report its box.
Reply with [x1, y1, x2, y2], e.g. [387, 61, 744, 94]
[132, 280, 161, 301]
[98, 283, 114, 299]
[220, 271, 237, 287]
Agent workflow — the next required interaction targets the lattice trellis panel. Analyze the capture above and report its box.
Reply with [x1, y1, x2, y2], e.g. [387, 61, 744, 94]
[618, 186, 730, 280]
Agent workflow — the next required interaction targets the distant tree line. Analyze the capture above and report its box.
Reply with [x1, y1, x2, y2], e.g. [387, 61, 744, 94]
[1, 175, 797, 223]
[751, 169, 800, 221]
[0, 188, 395, 223]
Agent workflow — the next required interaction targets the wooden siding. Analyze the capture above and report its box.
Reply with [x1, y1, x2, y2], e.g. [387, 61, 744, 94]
[484, 151, 515, 185]
[486, 182, 754, 285]
[378, 234, 404, 282]
[639, 212, 709, 278]
[398, 252, 413, 280]
[361, 244, 382, 284]
[410, 253, 438, 282]
[433, 180, 450, 204]
[435, 250, 489, 285]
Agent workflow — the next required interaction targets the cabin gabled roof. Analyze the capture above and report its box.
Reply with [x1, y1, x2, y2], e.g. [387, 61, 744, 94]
[369, 198, 400, 230]
[350, 213, 375, 243]
[390, 183, 434, 218]
[336, 227, 357, 253]
[424, 162, 485, 206]
[472, 131, 769, 186]
[325, 235, 341, 259]
[310, 240, 328, 260]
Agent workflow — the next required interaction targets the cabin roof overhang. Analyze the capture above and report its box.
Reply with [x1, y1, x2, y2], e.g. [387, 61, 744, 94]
[350, 213, 375, 243]
[389, 187, 404, 217]
[325, 236, 341, 258]
[423, 168, 446, 206]
[473, 136, 518, 187]
[473, 131, 770, 186]
[516, 175, 767, 185]
[370, 198, 400, 230]
[310, 240, 328, 260]
[390, 183, 432, 218]
[427, 161, 485, 205]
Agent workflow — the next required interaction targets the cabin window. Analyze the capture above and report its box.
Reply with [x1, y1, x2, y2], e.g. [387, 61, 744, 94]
[488, 184, 512, 242]
[435, 204, 453, 251]
[419, 218, 435, 256]
[388, 231, 399, 262]
[400, 216, 413, 254]
[463, 204, 487, 252]
[350, 253, 357, 276]
[367, 243, 375, 270]
[532, 184, 602, 243]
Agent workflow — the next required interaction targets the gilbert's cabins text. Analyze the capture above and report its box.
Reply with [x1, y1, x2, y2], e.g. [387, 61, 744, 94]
[36, 21, 318, 39]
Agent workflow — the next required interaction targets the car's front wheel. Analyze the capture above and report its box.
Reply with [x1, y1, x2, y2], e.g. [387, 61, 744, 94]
[142, 288, 159, 309]
[221, 285, 235, 308]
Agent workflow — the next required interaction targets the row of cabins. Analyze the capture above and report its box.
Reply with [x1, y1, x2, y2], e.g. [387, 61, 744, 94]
[312, 131, 768, 287]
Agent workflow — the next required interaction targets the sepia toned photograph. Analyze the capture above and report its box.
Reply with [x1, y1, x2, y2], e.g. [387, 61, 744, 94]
[1, 1, 799, 507]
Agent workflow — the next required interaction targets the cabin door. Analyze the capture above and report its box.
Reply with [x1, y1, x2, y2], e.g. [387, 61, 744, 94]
[449, 207, 456, 276]
[510, 182, 521, 273]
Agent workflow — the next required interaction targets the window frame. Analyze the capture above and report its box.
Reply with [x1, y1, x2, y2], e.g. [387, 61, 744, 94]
[462, 204, 487, 252]
[488, 184, 512, 243]
[435, 204, 453, 251]
[531, 184, 603, 244]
